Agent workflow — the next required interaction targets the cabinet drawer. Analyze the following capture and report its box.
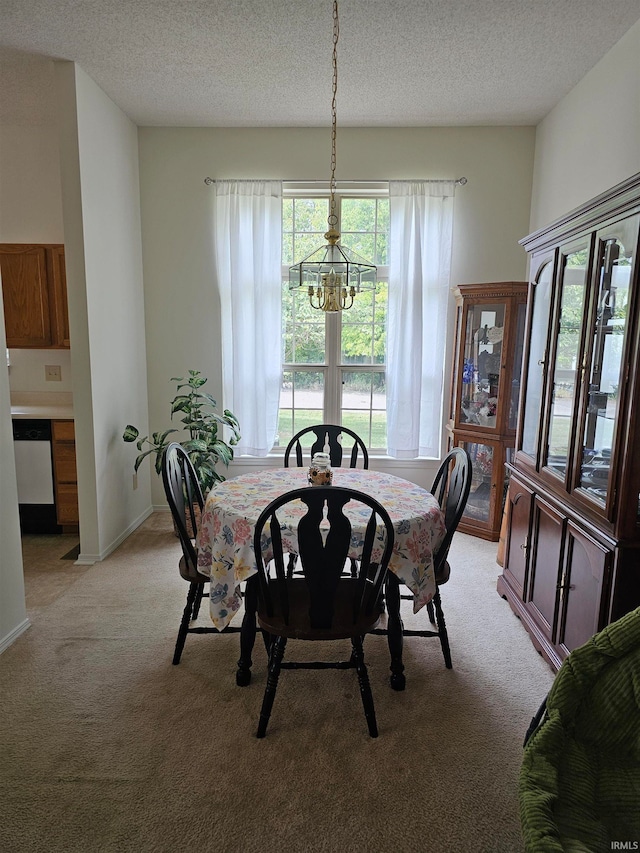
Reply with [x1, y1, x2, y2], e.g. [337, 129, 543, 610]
[52, 420, 75, 441]
[56, 484, 79, 524]
[53, 451, 77, 483]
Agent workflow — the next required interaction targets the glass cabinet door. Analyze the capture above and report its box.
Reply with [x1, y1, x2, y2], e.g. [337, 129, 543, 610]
[521, 261, 554, 457]
[459, 302, 505, 428]
[577, 214, 640, 506]
[508, 301, 527, 431]
[460, 439, 496, 524]
[545, 241, 590, 479]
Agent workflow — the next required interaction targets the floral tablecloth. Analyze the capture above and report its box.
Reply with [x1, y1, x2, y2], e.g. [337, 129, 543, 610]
[196, 468, 446, 630]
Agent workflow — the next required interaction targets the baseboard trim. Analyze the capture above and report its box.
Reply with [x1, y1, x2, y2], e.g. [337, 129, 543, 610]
[0, 618, 31, 655]
[74, 506, 154, 565]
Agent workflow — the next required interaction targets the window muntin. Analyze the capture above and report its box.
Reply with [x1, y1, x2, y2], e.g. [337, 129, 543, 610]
[279, 190, 389, 452]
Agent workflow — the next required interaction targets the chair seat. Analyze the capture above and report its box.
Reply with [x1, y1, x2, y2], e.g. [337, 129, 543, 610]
[178, 554, 209, 585]
[435, 559, 451, 586]
[258, 578, 383, 641]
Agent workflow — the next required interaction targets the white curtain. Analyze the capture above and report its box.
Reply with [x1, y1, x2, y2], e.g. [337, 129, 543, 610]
[213, 180, 282, 456]
[387, 180, 455, 459]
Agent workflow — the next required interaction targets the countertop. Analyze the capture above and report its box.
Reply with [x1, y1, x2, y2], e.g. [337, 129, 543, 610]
[10, 392, 74, 420]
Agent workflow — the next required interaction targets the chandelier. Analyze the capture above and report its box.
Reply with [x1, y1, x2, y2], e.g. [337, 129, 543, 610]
[288, 0, 377, 312]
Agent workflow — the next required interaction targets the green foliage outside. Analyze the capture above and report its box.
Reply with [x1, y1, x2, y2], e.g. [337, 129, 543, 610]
[276, 408, 387, 450]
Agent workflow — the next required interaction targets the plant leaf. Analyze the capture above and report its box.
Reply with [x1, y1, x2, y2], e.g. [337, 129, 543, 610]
[123, 425, 139, 442]
[182, 439, 208, 453]
[134, 448, 156, 471]
[152, 429, 178, 446]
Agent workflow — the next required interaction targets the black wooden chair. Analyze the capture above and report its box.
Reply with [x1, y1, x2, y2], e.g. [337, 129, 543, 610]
[413, 447, 472, 666]
[161, 443, 250, 673]
[284, 424, 368, 578]
[253, 485, 394, 738]
[374, 447, 472, 684]
[284, 423, 369, 469]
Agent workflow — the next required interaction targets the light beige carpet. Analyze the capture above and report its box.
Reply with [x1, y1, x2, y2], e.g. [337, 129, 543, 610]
[0, 513, 554, 853]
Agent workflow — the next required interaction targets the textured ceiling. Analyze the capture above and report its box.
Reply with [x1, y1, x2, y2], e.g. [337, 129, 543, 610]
[1, 0, 640, 127]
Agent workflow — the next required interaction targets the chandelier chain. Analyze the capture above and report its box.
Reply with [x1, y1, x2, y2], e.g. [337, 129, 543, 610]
[328, 0, 339, 229]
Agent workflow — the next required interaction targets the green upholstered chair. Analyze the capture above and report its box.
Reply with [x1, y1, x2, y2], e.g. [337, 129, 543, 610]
[519, 606, 640, 851]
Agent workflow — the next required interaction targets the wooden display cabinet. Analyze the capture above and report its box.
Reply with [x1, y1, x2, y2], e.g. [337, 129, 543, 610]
[448, 282, 528, 540]
[497, 173, 640, 671]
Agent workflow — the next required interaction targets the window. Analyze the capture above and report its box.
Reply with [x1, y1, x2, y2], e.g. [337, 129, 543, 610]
[278, 184, 389, 452]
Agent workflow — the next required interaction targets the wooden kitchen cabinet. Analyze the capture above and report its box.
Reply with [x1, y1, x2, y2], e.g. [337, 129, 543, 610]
[52, 419, 79, 530]
[497, 173, 640, 671]
[0, 243, 70, 348]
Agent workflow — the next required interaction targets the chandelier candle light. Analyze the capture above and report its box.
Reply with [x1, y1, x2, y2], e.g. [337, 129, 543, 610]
[288, 0, 377, 312]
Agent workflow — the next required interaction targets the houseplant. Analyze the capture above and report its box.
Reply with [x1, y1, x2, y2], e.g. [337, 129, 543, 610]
[123, 370, 240, 496]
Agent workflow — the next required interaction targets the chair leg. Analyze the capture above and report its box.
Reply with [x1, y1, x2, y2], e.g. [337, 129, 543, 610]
[351, 636, 378, 738]
[257, 636, 287, 738]
[191, 583, 205, 621]
[286, 553, 297, 579]
[432, 588, 452, 669]
[237, 577, 258, 687]
[426, 599, 436, 624]
[173, 582, 198, 665]
[385, 575, 406, 691]
[261, 629, 274, 654]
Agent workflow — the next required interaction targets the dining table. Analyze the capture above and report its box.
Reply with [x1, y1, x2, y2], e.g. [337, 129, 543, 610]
[195, 466, 446, 689]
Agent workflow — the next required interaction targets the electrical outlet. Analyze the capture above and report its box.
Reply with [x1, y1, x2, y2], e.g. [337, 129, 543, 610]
[45, 364, 62, 381]
[133, 472, 138, 490]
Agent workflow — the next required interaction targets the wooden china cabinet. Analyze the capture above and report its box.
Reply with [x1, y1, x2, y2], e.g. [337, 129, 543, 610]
[497, 173, 640, 671]
[448, 282, 528, 540]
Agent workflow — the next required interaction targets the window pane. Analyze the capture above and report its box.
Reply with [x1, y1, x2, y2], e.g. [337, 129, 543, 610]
[376, 199, 389, 233]
[341, 198, 389, 264]
[293, 199, 329, 232]
[342, 233, 375, 261]
[341, 282, 387, 364]
[293, 233, 324, 263]
[341, 371, 387, 448]
[282, 199, 294, 264]
[375, 232, 388, 265]
[283, 288, 326, 363]
[276, 370, 325, 447]
[341, 198, 376, 232]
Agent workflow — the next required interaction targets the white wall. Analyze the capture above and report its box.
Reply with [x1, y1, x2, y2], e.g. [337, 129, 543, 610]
[0, 80, 72, 395]
[530, 18, 640, 232]
[56, 63, 151, 560]
[0, 61, 62, 650]
[138, 125, 536, 499]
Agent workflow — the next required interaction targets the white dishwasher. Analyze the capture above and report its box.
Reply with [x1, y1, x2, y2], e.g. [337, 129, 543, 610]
[12, 419, 59, 533]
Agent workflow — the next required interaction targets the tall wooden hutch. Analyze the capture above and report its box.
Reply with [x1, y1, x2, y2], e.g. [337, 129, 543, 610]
[497, 174, 640, 671]
[448, 282, 528, 540]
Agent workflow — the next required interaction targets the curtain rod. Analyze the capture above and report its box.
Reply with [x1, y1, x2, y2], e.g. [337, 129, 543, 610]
[204, 177, 468, 186]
